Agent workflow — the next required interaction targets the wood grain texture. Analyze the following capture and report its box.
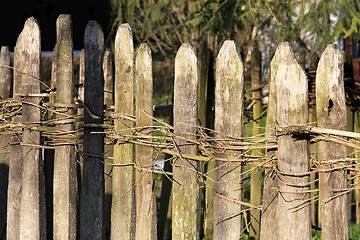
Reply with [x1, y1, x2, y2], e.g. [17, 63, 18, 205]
[260, 43, 286, 240]
[316, 44, 348, 240]
[275, 43, 311, 240]
[103, 50, 113, 239]
[80, 20, 105, 240]
[173, 43, 200, 240]
[214, 40, 243, 240]
[135, 43, 157, 240]
[0, 46, 11, 239]
[53, 14, 76, 240]
[17, 17, 46, 240]
[112, 23, 136, 240]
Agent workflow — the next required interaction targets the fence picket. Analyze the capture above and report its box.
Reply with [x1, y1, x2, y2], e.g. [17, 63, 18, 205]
[0, 46, 11, 239]
[316, 44, 348, 239]
[260, 43, 282, 240]
[275, 43, 311, 239]
[0, 46, 11, 98]
[173, 43, 200, 240]
[16, 17, 46, 240]
[7, 40, 24, 240]
[103, 50, 113, 239]
[2, 17, 359, 240]
[53, 14, 76, 240]
[6, 41, 23, 240]
[214, 40, 244, 240]
[80, 20, 105, 239]
[112, 23, 136, 240]
[135, 43, 156, 240]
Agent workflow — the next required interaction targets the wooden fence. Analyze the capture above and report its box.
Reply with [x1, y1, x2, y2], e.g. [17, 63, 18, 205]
[0, 15, 359, 240]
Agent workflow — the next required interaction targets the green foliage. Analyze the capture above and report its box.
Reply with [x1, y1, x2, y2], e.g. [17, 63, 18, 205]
[107, 0, 360, 54]
[350, 223, 360, 240]
[311, 223, 360, 239]
[312, 229, 321, 240]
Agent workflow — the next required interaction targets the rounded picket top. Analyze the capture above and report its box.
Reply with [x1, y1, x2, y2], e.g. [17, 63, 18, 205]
[175, 43, 197, 81]
[173, 42, 200, 239]
[274, 42, 308, 125]
[136, 43, 152, 72]
[216, 40, 243, 74]
[215, 40, 244, 137]
[213, 39, 244, 240]
[174, 43, 198, 129]
[316, 43, 348, 240]
[316, 43, 346, 129]
[84, 21, 104, 51]
[115, 23, 134, 66]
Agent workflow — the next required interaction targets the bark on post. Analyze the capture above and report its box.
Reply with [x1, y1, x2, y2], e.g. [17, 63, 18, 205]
[135, 43, 157, 240]
[17, 17, 46, 240]
[173, 43, 200, 240]
[249, 48, 262, 238]
[213, 40, 243, 240]
[275, 42, 311, 239]
[316, 44, 348, 239]
[53, 14, 76, 240]
[112, 23, 135, 240]
[103, 50, 113, 239]
[80, 21, 105, 240]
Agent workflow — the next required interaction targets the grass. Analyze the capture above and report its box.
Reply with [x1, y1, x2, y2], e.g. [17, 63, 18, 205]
[312, 223, 360, 240]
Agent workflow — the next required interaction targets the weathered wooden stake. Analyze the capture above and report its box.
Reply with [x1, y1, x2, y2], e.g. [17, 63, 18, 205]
[355, 112, 360, 224]
[7, 44, 24, 240]
[173, 43, 200, 240]
[0, 46, 11, 98]
[316, 44, 349, 239]
[17, 17, 46, 240]
[260, 44, 282, 240]
[213, 40, 243, 240]
[0, 46, 11, 239]
[275, 43, 311, 239]
[135, 43, 157, 240]
[53, 14, 76, 240]
[112, 23, 135, 240]
[80, 20, 105, 240]
[103, 50, 113, 239]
